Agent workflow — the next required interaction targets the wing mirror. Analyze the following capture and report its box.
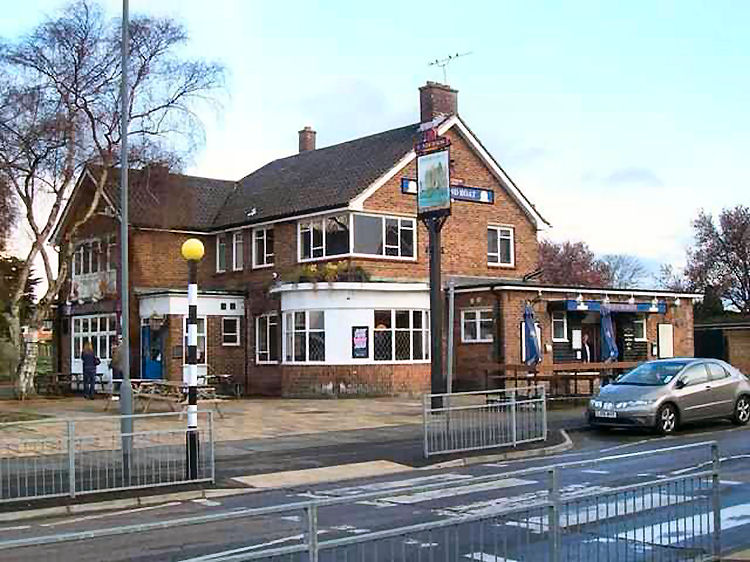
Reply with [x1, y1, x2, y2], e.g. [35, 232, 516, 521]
[674, 379, 687, 390]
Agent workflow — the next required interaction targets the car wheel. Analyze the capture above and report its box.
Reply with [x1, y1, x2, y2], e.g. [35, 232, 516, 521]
[656, 404, 678, 435]
[732, 396, 750, 426]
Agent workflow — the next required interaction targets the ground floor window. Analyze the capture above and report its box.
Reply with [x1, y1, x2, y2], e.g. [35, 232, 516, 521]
[222, 317, 240, 346]
[374, 309, 429, 361]
[461, 309, 493, 343]
[183, 317, 207, 365]
[634, 316, 647, 341]
[256, 313, 279, 363]
[284, 311, 325, 362]
[72, 314, 117, 361]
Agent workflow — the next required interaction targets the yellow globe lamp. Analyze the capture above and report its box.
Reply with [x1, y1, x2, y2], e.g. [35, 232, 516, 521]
[181, 238, 205, 262]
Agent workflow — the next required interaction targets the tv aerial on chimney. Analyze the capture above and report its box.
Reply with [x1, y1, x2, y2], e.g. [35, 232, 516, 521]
[428, 52, 473, 84]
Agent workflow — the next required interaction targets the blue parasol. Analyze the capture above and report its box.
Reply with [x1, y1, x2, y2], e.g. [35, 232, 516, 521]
[600, 304, 619, 362]
[523, 303, 541, 366]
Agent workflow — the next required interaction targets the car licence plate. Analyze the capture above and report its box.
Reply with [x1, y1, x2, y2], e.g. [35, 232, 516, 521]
[596, 410, 617, 418]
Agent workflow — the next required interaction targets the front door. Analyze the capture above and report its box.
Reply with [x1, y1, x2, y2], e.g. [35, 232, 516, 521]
[582, 326, 600, 363]
[140, 325, 163, 380]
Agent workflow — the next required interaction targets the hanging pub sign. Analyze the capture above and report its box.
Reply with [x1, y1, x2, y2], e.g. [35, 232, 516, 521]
[415, 128, 451, 218]
[351, 326, 369, 359]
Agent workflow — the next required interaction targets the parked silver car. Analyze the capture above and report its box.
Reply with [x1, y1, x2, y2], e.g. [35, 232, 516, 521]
[588, 358, 750, 434]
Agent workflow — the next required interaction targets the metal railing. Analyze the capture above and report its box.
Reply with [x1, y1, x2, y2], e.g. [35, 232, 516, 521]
[0, 411, 214, 502]
[0, 440, 720, 561]
[423, 384, 547, 457]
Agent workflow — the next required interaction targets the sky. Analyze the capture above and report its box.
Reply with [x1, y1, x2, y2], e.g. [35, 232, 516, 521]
[3, 0, 749, 281]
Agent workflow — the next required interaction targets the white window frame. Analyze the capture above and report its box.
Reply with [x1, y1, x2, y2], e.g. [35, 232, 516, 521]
[283, 310, 326, 363]
[71, 313, 117, 364]
[351, 212, 417, 262]
[634, 316, 647, 341]
[298, 214, 350, 263]
[222, 317, 240, 346]
[255, 312, 279, 364]
[552, 311, 568, 342]
[183, 316, 208, 365]
[216, 235, 227, 273]
[487, 225, 515, 267]
[71, 235, 117, 280]
[460, 308, 494, 343]
[252, 227, 275, 269]
[373, 309, 430, 363]
[232, 231, 244, 271]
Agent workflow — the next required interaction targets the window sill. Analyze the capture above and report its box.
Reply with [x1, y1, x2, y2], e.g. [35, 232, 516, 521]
[461, 339, 493, 344]
[298, 253, 418, 264]
[487, 262, 515, 268]
[252, 263, 275, 270]
[256, 360, 280, 365]
[222, 342, 241, 347]
[552, 339, 569, 343]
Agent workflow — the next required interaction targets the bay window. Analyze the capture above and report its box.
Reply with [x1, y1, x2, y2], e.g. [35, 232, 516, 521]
[461, 309, 493, 343]
[374, 309, 429, 361]
[256, 313, 279, 363]
[253, 227, 274, 268]
[353, 214, 415, 258]
[487, 226, 514, 266]
[299, 215, 349, 260]
[284, 311, 325, 362]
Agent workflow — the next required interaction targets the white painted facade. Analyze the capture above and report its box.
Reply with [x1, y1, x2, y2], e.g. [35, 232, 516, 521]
[271, 282, 430, 365]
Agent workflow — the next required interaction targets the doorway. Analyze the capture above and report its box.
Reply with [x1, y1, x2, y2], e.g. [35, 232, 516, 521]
[141, 324, 164, 379]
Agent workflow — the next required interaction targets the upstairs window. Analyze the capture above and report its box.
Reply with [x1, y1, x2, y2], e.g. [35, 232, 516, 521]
[216, 234, 227, 272]
[253, 227, 274, 268]
[232, 231, 244, 271]
[487, 226, 514, 267]
[353, 214, 415, 258]
[72, 236, 117, 278]
[299, 214, 349, 261]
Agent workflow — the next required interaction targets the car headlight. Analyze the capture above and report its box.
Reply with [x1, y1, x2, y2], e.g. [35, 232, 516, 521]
[590, 399, 603, 409]
[615, 399, 656, 409]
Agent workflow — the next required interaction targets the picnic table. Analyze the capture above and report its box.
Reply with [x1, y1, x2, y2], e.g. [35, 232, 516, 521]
[35, 372, 106, 395]
[132, 380, 225, 418]
[203, 374, 243, 398]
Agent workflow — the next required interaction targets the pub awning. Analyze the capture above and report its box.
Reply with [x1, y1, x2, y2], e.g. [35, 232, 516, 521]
[561, 299, 667, 314]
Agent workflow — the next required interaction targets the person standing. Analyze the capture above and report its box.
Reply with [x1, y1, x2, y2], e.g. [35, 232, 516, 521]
[582, 333, 592, 363]
[81, 340, 100, 400]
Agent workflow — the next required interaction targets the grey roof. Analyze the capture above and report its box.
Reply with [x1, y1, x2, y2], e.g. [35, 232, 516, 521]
[212, 123, 421, 228]
[100, 166, 236, 231]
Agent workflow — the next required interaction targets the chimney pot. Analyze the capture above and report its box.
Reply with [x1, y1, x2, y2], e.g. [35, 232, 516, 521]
[419, 81, 458, 123]
[298, 126, 316, 152]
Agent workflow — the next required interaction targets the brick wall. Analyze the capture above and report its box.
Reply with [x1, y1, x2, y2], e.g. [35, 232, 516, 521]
[281, 363, 430, 397]
[727, 330, 750, 375]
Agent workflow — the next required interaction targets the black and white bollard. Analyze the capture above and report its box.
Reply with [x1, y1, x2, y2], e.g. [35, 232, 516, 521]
[181, 238, 204, 480]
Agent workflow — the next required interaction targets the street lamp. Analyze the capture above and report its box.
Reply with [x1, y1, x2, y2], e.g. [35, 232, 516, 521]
[181, 237, 204, 479]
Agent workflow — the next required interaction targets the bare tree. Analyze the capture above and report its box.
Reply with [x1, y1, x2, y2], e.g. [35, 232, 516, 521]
[601, 254, 647, 288]
[0, 1, 224, 397]
[539, 240, 611, 287]
[655, 264, 691, 292]
[0, 177, 15, 252]
[686, 206, 750, 314]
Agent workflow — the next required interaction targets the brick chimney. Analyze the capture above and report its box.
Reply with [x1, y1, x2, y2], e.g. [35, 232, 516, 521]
[419, 82, 458, 123]
[298, 126, 316, 152]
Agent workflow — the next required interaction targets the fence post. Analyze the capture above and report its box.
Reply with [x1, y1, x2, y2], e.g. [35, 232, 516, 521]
[548, 467, 560, 562]
[67, 420, 76, 498]
[306, 503, 319, 562]
[711, 442, 721, 559]
[208, 411, 215, 484]
[422, 394, 429, 458]
[511, 389, 517, 447]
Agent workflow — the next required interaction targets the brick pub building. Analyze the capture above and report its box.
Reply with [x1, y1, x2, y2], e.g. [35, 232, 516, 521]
[52, 82, 701, 396]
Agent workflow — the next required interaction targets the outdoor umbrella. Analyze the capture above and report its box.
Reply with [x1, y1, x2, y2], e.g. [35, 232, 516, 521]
[600, 304, 619, 362]
[523, 303, 541, 366]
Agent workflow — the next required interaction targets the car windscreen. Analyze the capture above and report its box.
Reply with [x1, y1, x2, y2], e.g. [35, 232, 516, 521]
[615, 361, 691, 386]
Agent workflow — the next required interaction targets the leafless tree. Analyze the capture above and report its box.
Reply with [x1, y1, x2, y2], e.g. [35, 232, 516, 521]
[601, 254, 647, 289]
[0, 1, 224, 396]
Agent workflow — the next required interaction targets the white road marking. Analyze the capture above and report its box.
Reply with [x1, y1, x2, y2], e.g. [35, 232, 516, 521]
[598, 438, 666, 453]
[464, 552, 518, 561]
[299, 473, 474, 500]
[721, 480, 744, 486]
[671, 454, 750, 476]
[403, 538, 439, 548]
[636, 473, 653, 478]
[40, 501, 182, 527]
[0, 525, 31, 532]
[191, 499, 221, 507]
[181, 531, 330, 561]
[581, 469, 610, 475]
[366, 478, 537, 507]
[280, 515, 301, 522]
[331, 524, 371, 534]
[604, 502, 750, 545]
[505, 492, 689, 533]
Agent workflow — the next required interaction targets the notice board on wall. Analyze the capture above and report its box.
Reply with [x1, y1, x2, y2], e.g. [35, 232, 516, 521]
[352, 326, 369, 359]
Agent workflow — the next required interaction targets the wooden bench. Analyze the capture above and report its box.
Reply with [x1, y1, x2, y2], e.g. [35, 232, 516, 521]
[133, 381, 225, 418]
